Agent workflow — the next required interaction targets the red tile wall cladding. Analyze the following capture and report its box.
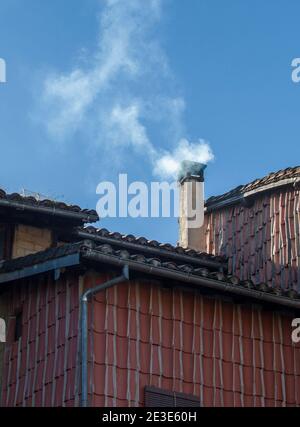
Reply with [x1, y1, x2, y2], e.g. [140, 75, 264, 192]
[85, 274, 300, 407]
[203, 189, 300, 291]
[1, 272, 300, 407]
[1, 273, 81, 407]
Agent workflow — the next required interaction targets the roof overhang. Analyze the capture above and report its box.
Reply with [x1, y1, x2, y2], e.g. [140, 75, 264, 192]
[0, 243, 299, 311]
[0, 253, 80, 284]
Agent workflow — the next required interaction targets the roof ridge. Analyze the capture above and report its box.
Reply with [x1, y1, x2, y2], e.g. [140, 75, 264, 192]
[206, 165, 300, 207]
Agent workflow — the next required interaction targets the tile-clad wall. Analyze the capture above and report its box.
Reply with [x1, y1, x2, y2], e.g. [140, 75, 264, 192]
[203, 188, 300, 290]
[0, 292, 12, 403]
[2, 271, 300, 407]
[86, 275, 300, 407]
[0, 273, 80, 407]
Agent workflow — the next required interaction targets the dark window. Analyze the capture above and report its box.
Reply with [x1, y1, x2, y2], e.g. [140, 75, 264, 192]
[144, 386, 200, 407]
[14, 311, 22, 341]
[0, 227, 5, 260]
[0, 225, 13, 260]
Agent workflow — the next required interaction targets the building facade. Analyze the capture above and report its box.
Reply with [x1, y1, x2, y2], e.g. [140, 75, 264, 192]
[0, 167, 300, 407]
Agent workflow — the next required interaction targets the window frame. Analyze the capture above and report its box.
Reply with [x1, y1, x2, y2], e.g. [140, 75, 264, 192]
[144, 386, 201, 407]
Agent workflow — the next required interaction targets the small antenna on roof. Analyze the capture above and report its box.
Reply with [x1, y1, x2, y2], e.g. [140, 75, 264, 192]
[20, 188, 66, 203]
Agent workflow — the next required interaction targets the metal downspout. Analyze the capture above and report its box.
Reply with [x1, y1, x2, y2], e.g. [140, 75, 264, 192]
[80, 265, 129, 407]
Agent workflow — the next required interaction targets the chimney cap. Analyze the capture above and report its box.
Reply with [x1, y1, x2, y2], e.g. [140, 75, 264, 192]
[178, 160, 207, 183]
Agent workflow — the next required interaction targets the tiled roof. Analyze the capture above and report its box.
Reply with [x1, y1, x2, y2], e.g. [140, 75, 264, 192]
[206, 166, 300, 208]
[1, 241, 299, 309]
[75, 226, 227, 269]
[83, 243, 300, 302]
[0, 188, 99, 223]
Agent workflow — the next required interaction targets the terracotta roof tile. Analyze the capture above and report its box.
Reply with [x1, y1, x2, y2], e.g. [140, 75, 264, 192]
[77, 226, 227, 268]
[1, 240, 299, 309]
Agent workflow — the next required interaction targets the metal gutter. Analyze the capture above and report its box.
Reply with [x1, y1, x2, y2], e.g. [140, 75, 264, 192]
[0, 253, 81, 284]
[80, 265, 129, 407]
[205, 194, 245, 212]
[75, 230, 227, 271]
[82, 248, 300, 310]
[0, 199, 98, 223]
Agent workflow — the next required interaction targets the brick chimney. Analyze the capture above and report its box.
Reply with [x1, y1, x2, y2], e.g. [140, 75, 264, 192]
[178, 161, 206, 251]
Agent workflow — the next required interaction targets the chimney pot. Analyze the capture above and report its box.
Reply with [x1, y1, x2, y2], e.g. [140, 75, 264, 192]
[178, 160, 207, 183]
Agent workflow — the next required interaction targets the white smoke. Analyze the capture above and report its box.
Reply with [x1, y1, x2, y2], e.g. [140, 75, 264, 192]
[38, 0, 214, 179]
[154, 139, 214, 179]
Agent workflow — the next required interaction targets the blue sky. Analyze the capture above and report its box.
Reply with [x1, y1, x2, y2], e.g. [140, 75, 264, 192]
[0, 0, 299, 244]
